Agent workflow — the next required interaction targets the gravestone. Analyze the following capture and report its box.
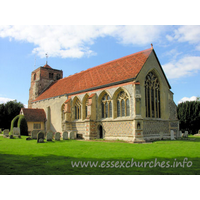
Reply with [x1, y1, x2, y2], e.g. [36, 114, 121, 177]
[3, 129, 9, 137]
[63, 131, 68, 140]
[55, 132, 61, 141]
[180, 131, 183, 138]
[159, 132, 163, 140]
[37, 131, 45, 143]
[13, 127, 21, 138]
[170, 130, 175, 140]
[31, 130, 40, 139]
[69, 131, 75, 139]
[184, 131, 188, 138]
[46, 130, 53, 141]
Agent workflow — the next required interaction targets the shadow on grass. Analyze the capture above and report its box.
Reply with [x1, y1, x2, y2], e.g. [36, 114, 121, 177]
[0, 153, 199, 175]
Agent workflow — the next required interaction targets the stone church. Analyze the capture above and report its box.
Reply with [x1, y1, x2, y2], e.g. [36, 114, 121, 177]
[28, 45, 179, 142]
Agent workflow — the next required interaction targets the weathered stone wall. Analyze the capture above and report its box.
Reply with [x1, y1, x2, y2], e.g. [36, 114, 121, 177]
[72, 122, 86, 136]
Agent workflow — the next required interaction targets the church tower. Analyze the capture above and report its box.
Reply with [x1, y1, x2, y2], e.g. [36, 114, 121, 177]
[28, 64, 63, 108]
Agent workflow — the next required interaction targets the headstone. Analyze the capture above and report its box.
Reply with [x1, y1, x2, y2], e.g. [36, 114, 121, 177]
[170, 130, 175, 140]
[63, 131, 68, 140]
[184, 131, 188, 138]
[55, 132, 61, 141]
[37, 131, 45, 143]
[3, 129, 9, 137]
[46, 130, 53, 141]
[69, 131, 75, 139]
[159, 132, 163, 140]
[13, 127, 21, 138]
[31, 130, 40, 139]
[179, 131, 183, 138]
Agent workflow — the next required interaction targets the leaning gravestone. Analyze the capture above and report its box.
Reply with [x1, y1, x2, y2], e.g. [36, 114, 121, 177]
[170, 130, 175, 140]
[69, 131, 75, 139]
[37, 131, 45, 143]
[63, 131, 68, 140]
[31, 130, 40, 139]
[3, 129, 9, 137]
[55, 132, 61, 141]
[13, 127, 21, 138]
[46, 130, 53, 141]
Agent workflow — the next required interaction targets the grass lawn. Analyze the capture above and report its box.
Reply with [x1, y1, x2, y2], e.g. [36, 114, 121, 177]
[0, 134, 200, 175]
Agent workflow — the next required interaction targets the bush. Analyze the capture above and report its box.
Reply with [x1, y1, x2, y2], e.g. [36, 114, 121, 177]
[10, 115, 20, 135]
[17, 115, 28, 136]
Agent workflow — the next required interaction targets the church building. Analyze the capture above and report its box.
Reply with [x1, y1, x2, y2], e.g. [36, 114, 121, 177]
[28, 45, 179, 142]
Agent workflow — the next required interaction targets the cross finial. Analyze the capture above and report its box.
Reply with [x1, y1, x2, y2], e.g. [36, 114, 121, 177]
[45, 53, 48, 65]
[151, 43, 153, 50]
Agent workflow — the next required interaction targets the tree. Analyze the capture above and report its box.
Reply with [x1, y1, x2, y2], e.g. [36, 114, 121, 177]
[0, 100, 24, 130]
[177, 101, 200, 134]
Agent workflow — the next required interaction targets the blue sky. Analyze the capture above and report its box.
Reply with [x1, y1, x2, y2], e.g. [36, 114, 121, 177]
[0, 25, 200, 107]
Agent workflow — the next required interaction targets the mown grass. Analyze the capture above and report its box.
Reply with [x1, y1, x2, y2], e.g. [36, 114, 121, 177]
[0, 135, 200, 175]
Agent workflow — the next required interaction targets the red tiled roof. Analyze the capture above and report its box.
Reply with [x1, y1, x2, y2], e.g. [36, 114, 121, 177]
[33, 48, 152, 102]
[20, 108, 46, 122]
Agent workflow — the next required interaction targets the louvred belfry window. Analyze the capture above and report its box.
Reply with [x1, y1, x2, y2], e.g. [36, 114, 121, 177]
[145, 71, 161, 118]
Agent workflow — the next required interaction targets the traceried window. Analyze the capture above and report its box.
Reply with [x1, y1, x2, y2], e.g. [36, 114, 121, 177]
[117, 91, 130, 117]
[101, 93, 112, 118]
[145, 71, 161, 118]
[74, 98, 81, 120]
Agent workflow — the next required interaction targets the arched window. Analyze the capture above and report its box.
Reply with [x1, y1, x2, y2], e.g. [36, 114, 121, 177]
[74, 98, 81, 119]
[85, 99, 89, 118]
[117, 91, 130, 117]
[101, 93, 112, 118]
[145, 71, 160, 118]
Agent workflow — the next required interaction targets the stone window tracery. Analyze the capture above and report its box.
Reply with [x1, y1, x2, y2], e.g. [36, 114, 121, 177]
[75, 98, 81, 119]
[101, 93, 112, 118]
[145, 71, 161, 118]
[117, 91, 130, 117]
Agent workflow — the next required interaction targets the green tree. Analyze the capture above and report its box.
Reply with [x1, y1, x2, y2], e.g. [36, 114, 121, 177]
[177, 101, 200, 134]
[0, 100, 24, 130]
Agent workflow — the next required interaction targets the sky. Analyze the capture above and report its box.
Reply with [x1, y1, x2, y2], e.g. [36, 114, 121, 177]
[0, 25, 200, 107]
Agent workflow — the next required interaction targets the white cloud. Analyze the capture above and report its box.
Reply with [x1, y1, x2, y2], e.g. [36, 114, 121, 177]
[162, 56, 200, 79]
[167, 25, 200, 50]
[0, 97, 15, 104]
[0, 25, 164, 58]
[178, 96, 197, 104]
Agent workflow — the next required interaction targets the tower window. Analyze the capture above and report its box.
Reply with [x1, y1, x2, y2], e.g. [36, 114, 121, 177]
[56, 74, 61, 80]
[49, 73, 53, 79]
